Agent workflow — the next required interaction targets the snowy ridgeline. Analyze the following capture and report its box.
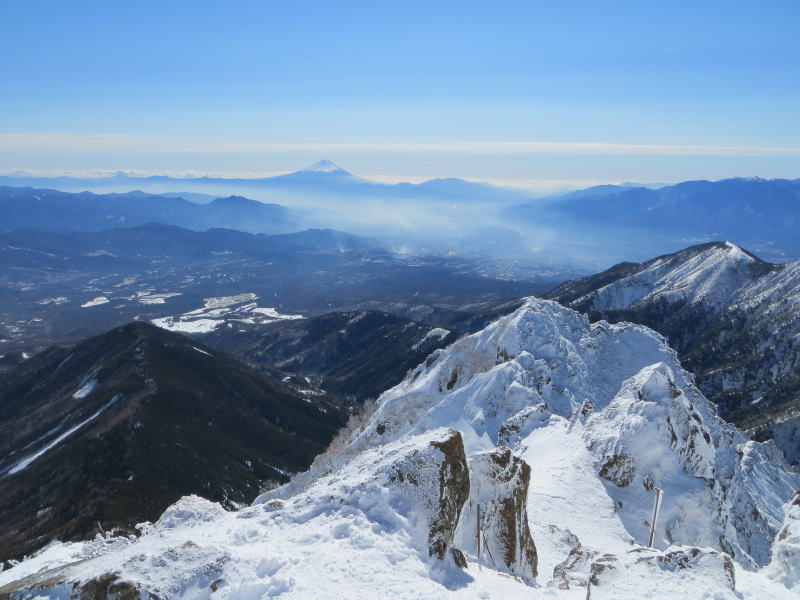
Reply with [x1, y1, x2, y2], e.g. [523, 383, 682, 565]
[575, 242, 767, 312]
[1, 299, 799, 599]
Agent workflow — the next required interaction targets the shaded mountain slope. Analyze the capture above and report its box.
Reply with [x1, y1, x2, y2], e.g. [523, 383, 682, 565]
[0, 322, 345, 560]
[199, 310, 460, 401]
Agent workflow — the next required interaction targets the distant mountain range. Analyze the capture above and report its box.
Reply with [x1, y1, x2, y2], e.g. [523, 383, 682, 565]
[513, 177, 800, 262]
[0, 322, 346, 559]
[544, 240, 800, 463]
[0, 160, 533, 205]
[0, 186, 297, 234]
[3, 168, 800, 265]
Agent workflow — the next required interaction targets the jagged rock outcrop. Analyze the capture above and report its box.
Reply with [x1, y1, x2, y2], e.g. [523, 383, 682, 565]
[544, 241, 800, 464]
[353, 299, 797, 568]
[2, 299, 798, 598]
[765, 490, 800, 588]
[583, 362, 797, 567]
[455, 447, 538, 580]
[414, 431, 471, 560]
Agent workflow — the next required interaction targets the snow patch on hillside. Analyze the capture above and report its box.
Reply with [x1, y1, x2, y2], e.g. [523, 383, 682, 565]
[72, 378, 98, 399]
[151, 293, 304, 334]
[80, 296, 109, 308]
[4, 395, 121, 477]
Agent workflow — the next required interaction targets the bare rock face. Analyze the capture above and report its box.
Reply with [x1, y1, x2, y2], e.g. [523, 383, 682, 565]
[456, 447, 538, 581]
[766, 490, 800, 588]
[427, 432, 472, 559]
[385, 428, 471, 561]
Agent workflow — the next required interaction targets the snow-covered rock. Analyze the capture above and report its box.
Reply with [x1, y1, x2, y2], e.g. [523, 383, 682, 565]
[585, 546, 737, 599]
[765, 490, 800, 588]
[154, 495, 228, 531]
[455, 447, 538, 581]
[546, 241, 800, 465]
[1, 298, 798, 599]
[582, 362, 796, 567]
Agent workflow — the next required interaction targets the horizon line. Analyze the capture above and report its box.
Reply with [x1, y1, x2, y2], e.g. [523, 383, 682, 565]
[3, 133, 800, 157]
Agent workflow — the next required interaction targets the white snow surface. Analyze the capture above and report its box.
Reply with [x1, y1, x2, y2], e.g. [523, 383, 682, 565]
[413, 327, 451, 350]
[2, 299, 798, 599]
[150, 294, 303, 334]
[251, 307, 303, 320]
[299, 159, 346, 174]
[80, 296, 109, 308]
[151, 316, 223, 334]
[72, 378, 98, 399]
[4, 395, 121, 477]
[765, 491, 800, 587]
[137, 292, 182, 305]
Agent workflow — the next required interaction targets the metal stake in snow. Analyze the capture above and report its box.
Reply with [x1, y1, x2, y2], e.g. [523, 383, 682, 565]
[647, 487, 663, 547]
[476, 503, 481, 560]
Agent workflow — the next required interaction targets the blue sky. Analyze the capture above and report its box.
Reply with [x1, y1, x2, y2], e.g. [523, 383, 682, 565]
[1, 0, 798, 190]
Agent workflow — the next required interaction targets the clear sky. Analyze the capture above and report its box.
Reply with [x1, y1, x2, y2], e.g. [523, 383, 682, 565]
[1, 0, 798, 190]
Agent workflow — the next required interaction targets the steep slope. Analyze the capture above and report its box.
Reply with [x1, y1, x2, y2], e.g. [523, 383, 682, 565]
[2, 300, 797, 599]
[0, 322, 345, 560]
[199, 310, 459, 401]
[544, 241, 800, 462]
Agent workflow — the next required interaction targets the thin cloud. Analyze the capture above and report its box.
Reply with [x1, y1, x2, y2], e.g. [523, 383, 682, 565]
[1, 133, 800, 156]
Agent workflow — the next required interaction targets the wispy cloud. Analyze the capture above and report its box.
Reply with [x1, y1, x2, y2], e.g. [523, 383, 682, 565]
[2, 133, 800, 156]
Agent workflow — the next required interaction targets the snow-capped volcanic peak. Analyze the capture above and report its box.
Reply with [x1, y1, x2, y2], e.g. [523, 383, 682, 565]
[299, 159, 349, 174]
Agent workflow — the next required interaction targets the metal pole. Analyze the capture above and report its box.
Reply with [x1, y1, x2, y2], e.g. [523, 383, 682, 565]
[476, 503, 481, 560]
[647, 487, 663, 547]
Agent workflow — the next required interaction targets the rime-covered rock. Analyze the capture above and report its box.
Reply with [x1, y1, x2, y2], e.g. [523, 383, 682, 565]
[583, 362, 797, 567]
[545, 241, 800, 465]
[154, 495, 227, 531]
[2, 298, 798, 598]
[357, 299, 797, 567]
[580, 546, 737, 599]
[765, 490, 800, 588]
[455, 447, 538, 580]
